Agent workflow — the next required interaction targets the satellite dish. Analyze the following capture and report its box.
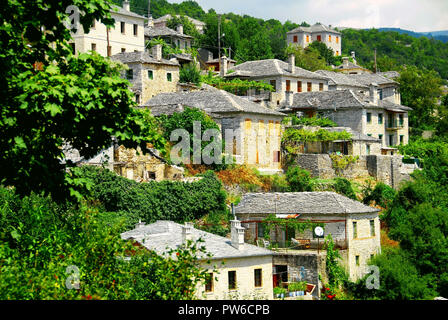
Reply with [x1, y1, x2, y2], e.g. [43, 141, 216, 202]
[314, 226, 324, 238]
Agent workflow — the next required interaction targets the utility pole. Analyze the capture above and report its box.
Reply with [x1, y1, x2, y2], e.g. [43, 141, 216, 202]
[107, 27, 110, 57]
[374, 48, 377, 73]
[218, 14, 221, 73]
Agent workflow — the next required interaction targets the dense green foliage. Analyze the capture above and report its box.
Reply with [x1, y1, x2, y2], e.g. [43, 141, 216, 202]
[202, 75, 274, 95]
[0, 187, 211, 299]
[1, 0, 165, 200]
[157, 107, 226, 168]
[179, 62, 202, 85]
[77, 166, 228, 227]
[362, 182, 397, 208]
[283, 115, 337, 127]
[285, 166, 313, 192]
[350, 248, 437, 300]
[397, 66, 444, 130]
[341, 28, 448, 79]
[353, 137, 448, 299]
[332, 178, 357, 200]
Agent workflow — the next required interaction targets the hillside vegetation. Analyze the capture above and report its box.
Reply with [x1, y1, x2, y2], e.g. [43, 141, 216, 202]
[120, 0, 448, 79]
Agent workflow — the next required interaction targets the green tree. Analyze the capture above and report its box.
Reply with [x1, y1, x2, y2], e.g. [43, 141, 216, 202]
[350, 248, 437, 300]
[1, 0, 164, 200]
[286, 44, 330, 71]
[333, 178, 357, 200]
[398, 65, 444, 130]
[179, 62, 202, 85]
[285, 166, 313, 192]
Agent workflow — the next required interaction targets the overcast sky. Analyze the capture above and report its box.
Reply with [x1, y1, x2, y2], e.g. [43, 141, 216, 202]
[169, 0, 448, 32]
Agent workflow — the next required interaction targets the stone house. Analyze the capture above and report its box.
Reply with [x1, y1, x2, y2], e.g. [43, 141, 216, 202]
[69, 1, 146, 57]
[285, 125, 382, 157]
[121, 220, 274, 300]
[225, 55, 329, 108]
[144, 24, 194, 52]
[63, 143, 184, 183]
[234, 192, 381, 284]
[111, 46, 180, 104]
[278, 89, 412, 153]
[151, 14, 206, 34]
[287, 23, 342, 56]
[335, 53, 371, 75]
[144, 85, 286, 173]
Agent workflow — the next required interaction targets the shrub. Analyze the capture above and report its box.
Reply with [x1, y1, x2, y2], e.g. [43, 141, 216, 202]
[286, 166, 313, 192]
[78, 166, 228, 227]
[333, 178, 357, 200]
[362, 182, 397, 208]
[179, 63, 202, 86]
[0, 187, 210, 299]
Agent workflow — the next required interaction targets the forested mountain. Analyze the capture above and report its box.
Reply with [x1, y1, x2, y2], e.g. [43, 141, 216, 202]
[116, 0, 448, 79]
[377, 28, 448, 43]
[342, 28, 448, 78]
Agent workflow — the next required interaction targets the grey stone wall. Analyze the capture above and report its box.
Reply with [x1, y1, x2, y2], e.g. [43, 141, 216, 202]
[292, 154, 413, 189]
[273, 252, 326, 298]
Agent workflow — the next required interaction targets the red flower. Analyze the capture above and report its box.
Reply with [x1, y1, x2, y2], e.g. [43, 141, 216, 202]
[176, 252, 180, 256]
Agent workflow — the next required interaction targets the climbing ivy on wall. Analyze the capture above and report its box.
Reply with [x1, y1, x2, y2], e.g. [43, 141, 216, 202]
[281, 128, 352, 154]
[261, 214, 324, 241]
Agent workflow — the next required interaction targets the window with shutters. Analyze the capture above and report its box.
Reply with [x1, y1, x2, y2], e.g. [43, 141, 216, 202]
[133, 24, 138, 36]
[306, 35, 310, 42]
[245, 119, 252, 131]
[121, 21, 125, 34]
[317, 35, 322, 42]
[148, 70, 154, 80]
[319, 83, 324, 91]
[307, 82, 312, 92]
[297, 81, 302, 92]
[254, 269, 262, 288]
[293, 35, 298, 43]
[91, 43, 96, 52]
[126, 69, 133, 80]
[270, 80, 276, 91]
[353, 221, 358, 238]
[228, 271, 237, 290]
[273, 151, 280, 163]
[329, 35, 332, 42]
[370, 220, 375, 237]
[205, 273, 214, 292]
[286, 80, 291, 91]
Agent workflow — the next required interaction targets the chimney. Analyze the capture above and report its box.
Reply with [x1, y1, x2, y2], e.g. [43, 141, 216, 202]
[177, 25, 184, 35]
[147, 16, 154, 28]
[342, 56, 349, 68]
[152, 44, 162, 61]
[369, 83, 379, 105]
[136, 219, 145, 229]
[181, 222, 194, 243]
[230, 220, 245, 250]
[285, 91, 293, 106]
[123, 1, 130, 11]
[220, 55, 228, 77]
[288, 53, 295, 73]
[351, 51, 357, 64]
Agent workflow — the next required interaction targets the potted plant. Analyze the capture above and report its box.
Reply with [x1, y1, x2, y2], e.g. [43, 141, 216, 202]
[297, 281, 307, 296]
[274, 287, 286, 299]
